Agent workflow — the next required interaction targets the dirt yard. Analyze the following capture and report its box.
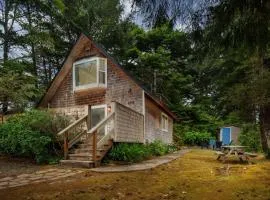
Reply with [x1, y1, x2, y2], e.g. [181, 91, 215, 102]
[0, 149, 270, 200]
[0, 155, 52, 178]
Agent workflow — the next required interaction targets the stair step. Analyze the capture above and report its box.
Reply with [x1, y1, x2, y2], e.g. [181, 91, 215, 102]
[68, 153, 101, 161]
[78, 144, 110, 148]
[60, 160, 95, 168]
[74, 149, 107, 154]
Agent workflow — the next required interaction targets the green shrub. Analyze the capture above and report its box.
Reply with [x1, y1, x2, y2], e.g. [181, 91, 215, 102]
[0, 123, 51, 163]
[238, 124, 261, 152]
[108, 143, 149, 163]
[148, 140, 171, 156]
[183, 131, 212, 146]
[7, 110, 70, 140]
[0, 109, 70, 163]
[107, 141, 177, 163]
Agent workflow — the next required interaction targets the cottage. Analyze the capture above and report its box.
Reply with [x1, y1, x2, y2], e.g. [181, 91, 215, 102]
[39, 34, 176, 167]
[219, 126, 241, 145]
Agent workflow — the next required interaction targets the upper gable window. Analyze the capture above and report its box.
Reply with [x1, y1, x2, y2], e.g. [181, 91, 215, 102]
[73, 57, 107, 91]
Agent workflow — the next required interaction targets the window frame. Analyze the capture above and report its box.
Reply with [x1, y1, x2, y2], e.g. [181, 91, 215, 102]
[72, 57, 107, 91]
[161, 112, 169, 132]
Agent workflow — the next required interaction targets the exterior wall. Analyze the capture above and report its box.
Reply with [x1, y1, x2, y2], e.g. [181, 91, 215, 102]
[48, 36, 143, 120]
[50, 105, 88, 122]
[114, 102, 144, 143]
[144, 96, 173, 144]
[105, 59, 143, 114]
[231, 126, 241, 144]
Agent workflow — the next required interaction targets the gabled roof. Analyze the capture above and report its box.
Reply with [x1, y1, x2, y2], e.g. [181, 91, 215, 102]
[39, 33, 177, 120]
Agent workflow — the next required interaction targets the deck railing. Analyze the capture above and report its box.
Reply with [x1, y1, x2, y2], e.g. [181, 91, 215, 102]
[57, 114, 89, 159]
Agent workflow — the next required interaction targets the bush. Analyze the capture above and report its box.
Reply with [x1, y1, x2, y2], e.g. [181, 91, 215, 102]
[0, 109, 70, 163]
[238, 124, 261, 152]
[108, 143, 149, 163]
[0, 123, 51, 163]
[107, 141, 177, 163]
[7, 110, 70, 140]
[183, 131, 212, 146]
[148, 140, 176, 156]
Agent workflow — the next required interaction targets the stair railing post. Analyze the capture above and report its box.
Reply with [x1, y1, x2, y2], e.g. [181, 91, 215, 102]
[64, 131, 69, 159]
[92, 130, 97, 167]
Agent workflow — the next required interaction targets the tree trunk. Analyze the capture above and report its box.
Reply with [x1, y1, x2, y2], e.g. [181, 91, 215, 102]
[1, 1, 10, 114]
[259, 106, 270, 158]
[258, 52, 270, 158]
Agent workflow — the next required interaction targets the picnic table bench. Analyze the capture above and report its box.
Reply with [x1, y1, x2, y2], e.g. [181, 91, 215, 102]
[215, 145, 258, 163]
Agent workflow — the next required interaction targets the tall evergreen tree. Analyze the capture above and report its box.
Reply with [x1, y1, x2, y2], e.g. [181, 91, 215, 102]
[193, 0, 270, 156]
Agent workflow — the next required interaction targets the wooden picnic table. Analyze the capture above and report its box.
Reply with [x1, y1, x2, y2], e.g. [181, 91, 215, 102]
[216, 145, 257, 163]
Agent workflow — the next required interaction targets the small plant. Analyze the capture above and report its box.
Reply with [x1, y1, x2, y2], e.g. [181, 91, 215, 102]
[148, 140, 169, 156]
[108, 143, 150, 163]
[107, 141, 177, 163]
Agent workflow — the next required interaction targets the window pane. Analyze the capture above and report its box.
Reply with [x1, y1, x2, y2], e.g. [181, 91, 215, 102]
[91, 107, 105, 127]
[91, 107, 106, 135]
[161, 115, 168, 130]
[75, 60, 97, 86]
[99, 59, 106, 71]
[99, 71, 105, 84]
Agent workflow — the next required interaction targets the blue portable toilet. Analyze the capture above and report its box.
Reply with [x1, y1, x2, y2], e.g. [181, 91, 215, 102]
[219, 126, 241, 145]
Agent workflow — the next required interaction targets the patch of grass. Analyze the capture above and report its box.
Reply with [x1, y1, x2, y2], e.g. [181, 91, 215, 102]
[1, 150, 270, 200]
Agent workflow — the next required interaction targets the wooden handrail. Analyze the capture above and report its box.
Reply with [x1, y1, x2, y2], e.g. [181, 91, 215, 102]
[68, 130, 87, 148]
[87, 112, 115, 134]
[88, 112, 115, 167]
[57, 114, 88, 136]
[97, 127, 114, 148]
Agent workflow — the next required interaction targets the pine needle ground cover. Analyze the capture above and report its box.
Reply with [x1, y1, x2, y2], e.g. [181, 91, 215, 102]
[1, 150, 270, 200]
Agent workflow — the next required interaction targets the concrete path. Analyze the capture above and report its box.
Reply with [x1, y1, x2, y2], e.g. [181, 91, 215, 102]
[0, 168, 83, 190]
[90, 149, 190, 172]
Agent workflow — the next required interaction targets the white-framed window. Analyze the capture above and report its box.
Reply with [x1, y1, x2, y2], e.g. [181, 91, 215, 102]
[161, 113, 168, 131]
[73, 57, 107, 91]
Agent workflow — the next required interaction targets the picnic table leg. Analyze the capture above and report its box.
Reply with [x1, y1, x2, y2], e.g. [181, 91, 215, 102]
[239, 155, 244, 163]
[246, 156, 251, 164]
[222, 155, 227, 163]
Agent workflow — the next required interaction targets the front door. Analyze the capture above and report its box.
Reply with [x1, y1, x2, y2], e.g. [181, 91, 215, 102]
[91, 105, 107, 135]
[222, 128, 231, 145]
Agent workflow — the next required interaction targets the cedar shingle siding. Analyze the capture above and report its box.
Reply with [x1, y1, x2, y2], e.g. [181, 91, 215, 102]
[49, 35, 143, 115]
[40, 34, 174, 144]
[145, 96, 173, 144]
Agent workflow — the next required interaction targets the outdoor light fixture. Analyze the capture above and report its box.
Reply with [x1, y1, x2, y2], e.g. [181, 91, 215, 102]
[107, 105, 112, 113]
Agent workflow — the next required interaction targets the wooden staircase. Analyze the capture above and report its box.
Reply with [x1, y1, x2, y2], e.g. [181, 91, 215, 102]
[60, 138, 113, 168]
[58, 112, 115, 168]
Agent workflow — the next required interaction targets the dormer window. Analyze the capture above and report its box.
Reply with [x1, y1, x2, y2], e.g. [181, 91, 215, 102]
[73, 57, 107, 91]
